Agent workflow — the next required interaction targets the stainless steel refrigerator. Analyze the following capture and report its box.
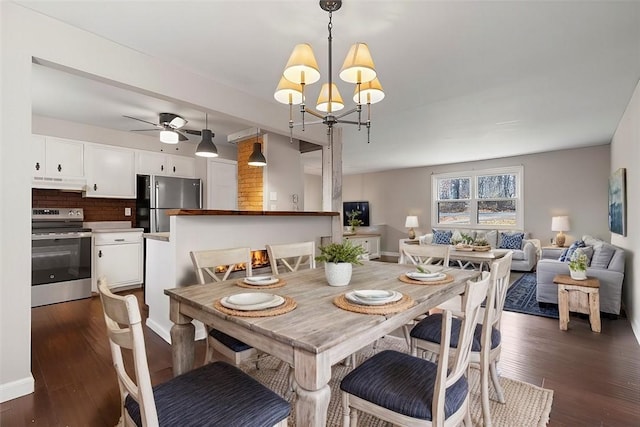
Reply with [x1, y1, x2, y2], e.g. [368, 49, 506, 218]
[136, 175, 202, 233]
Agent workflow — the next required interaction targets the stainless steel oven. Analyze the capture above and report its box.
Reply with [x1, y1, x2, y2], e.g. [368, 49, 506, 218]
[31, 208, 92, 307]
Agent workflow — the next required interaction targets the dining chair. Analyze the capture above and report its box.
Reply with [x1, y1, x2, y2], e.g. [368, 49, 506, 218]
[190, 247, 257, 365]
[340, 272, 491, 427]
[97, 280, 290, 427]
[266, 241, 316, 274]
[410, 252, 513, 427]
[400, 242, 450, 268]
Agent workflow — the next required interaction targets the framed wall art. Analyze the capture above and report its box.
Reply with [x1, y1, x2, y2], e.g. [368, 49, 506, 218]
[608, 167, 626, 236]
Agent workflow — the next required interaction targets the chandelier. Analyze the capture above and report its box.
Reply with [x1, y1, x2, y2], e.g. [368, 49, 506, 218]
[274, 0, 384, 143]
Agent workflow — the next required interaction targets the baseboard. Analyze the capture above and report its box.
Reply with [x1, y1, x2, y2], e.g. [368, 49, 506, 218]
[0, 375, 34, 403]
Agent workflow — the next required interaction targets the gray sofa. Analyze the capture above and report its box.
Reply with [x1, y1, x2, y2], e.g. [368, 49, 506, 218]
[536, 235, 625, 315]
[418, 228, 537, 272]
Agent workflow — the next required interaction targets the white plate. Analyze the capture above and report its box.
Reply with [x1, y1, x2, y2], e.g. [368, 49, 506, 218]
[345, 290, 402, 306]
[408, 269, 442, 278]
[243, 276, 279, 286]
[353, 290, 395, 300]
[221, 293, 285, 311]
[406, 272, 447, 282]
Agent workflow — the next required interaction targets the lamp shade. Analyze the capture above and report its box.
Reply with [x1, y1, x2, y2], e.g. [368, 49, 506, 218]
[159, 130, 179, 144]
[405, 216, 419, 228]
[316, 83, 344, 112]
[274, 76, 304, 105]
[339, 42, 377, 84]
[248, 142, 267, 167]
[195, 129, 218, 158]
[283, 43, 321, 85]
[353, 77, 385, 105]
[551, 216, 570, 232]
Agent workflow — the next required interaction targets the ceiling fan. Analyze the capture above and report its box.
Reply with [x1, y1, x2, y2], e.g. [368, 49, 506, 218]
[124, 112, 202, 143]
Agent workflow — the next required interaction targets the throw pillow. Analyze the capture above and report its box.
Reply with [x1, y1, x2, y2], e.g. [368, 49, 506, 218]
[558, 240, 585, 262]
[591, 243, 616, 269]
[575, 246, 594, 266]
[476, 230, 498, 248]
[499, 232, 524, 250]
[432, 229, 452, 245]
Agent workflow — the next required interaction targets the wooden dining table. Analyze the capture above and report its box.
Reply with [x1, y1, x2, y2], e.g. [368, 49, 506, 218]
[165, 261, 479, 427]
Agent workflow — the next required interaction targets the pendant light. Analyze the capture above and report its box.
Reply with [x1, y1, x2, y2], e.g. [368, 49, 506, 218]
[247, 128, 266, 167]
[195, 114, 218, 157]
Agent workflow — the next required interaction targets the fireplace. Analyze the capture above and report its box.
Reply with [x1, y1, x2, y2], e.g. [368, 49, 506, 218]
[215, 249, 270, 273]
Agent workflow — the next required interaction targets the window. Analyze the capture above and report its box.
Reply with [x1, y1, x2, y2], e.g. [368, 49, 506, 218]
[432, 166, 523, 229]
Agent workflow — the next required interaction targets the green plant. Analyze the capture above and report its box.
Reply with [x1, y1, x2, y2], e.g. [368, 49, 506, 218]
[452, 232, 474, 245]
[346, 210, 363, 230]
[569, 251, 588, 272]
[473, 238, 489, 247]
[315, 241, 366, 265]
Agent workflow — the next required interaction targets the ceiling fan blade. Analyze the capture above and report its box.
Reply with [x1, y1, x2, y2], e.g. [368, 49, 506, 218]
[182, 129, 202, 136]
[176, 131, 189, 141]
[123, 115, 161, 128]
[130, 129, 160, 132]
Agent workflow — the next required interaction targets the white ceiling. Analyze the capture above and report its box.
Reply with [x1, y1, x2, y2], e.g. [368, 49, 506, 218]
[19, 0, 640, 175]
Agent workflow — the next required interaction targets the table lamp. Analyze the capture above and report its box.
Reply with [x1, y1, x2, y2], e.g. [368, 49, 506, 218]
[405, 216, 419, 240]
[551, 216, 570, 247]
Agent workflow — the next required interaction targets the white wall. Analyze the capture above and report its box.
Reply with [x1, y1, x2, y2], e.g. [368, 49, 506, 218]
[304, 173, 323, 211]
[0, 2, 302, 402]
[611, 79, 639, 343]
[264, 133, 304, 211]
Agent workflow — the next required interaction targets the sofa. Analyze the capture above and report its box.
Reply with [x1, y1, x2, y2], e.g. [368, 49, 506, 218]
[418, 228, 537, 271]
[536, 235, 625, 315]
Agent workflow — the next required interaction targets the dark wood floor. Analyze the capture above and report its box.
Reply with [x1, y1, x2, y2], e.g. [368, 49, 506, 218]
[1, 285, 639, 426]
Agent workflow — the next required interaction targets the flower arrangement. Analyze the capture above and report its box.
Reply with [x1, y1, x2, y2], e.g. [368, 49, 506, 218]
[346, 210, 363, 232]
[315, 241, 366, 265]
[569, 251, 588, 272]
[452, 232, 474, 246]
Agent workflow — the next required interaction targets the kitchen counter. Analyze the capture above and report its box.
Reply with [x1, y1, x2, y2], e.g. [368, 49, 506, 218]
[166, 209, 338, 217]
[93, 228, 144, 233]
[143, 232, 169, 242]
[84, 221, 138, 231]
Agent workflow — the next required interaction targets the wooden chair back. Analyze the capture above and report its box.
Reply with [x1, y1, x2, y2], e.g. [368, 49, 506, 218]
[266, 241, 316, 274]
[432, 271, 490, 424]
[98, 279, 157, 426]
[190, 247, 252, 283]
[486, 251, 513, 333]
[400, 243, 450, 267]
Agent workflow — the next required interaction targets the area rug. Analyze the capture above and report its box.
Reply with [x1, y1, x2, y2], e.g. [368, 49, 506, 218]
[504, 272, 559, 319]
[243, 336, 553, 427]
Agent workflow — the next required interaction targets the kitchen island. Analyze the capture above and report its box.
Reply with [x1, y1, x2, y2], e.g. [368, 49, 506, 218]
[144, 209, 338, 342]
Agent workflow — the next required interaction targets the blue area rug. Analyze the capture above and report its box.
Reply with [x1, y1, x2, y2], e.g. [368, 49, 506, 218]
[504, 273, 559, 319]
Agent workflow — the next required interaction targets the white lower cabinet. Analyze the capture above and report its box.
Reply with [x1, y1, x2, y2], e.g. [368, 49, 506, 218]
[92, 231, 143, 291]
[343, 235, 381, 259]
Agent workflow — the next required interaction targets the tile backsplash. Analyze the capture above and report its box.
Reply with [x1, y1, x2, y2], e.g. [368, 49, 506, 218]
[32, 189, 136, 224]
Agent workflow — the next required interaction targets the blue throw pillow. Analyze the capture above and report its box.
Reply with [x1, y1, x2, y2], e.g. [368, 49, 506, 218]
[499, 232, 524, 250]
[432, 229, 452, 245]
[558, 240, 585, 262]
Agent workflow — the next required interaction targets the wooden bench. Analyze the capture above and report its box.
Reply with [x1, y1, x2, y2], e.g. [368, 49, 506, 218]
[553, 274, 601, 333]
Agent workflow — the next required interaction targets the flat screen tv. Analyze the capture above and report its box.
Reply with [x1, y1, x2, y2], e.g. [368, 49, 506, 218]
[343, 201, 370, 227]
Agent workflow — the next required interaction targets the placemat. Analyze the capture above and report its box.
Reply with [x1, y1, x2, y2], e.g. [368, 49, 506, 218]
[235, 278, 287, 289]
[213, 295, 296, 317]
[399, 273, 454, 285]
[333, 293, 414, 315]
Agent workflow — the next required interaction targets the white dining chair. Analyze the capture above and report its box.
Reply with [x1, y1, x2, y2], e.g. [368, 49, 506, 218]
[400, 242, 450, 268]
[410, 252, 513, 427]
[190, 247, 257, 365]
[97, 280, 290, 427]
[266, 241, 316, 274]
[340, 272, 491, 427]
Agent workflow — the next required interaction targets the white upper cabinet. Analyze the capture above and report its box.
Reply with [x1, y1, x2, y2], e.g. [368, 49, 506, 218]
[84, 143, 136, 198]
[32, 135, 86, 190]
[136, 151, 196, 177]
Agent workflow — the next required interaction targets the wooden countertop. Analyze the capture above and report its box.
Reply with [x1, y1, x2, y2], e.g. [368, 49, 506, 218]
[166, 209, 339, 217]
[143, 232, 170, 242]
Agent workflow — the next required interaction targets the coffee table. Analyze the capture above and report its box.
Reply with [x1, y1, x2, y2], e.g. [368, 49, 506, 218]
[449, 247, 509, 271]
[553, 274, 601, 333]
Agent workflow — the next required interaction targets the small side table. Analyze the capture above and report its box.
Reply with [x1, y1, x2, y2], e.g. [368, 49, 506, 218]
[553, 274, 601, 333]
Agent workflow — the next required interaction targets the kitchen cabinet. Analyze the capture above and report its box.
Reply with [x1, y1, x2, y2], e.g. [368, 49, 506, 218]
[32, 135, 86, 189]
[343, 234, 381, 260]
[84, 144, 136, 198]
[92, 230, 143, 291]
[136, 151, 196, 177]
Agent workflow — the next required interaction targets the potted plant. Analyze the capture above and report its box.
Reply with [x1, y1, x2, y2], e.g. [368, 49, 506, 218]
[568, 251, 588, 280]
[346, 210, 363, 233]
[315, 241, 366, 286]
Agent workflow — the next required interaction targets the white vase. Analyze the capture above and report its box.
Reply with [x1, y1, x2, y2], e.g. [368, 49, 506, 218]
[570, 269, 587, 280]
[324, 262, 353, 286]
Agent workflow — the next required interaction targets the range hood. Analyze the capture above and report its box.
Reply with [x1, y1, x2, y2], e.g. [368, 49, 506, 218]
[32, 176, 87, 192]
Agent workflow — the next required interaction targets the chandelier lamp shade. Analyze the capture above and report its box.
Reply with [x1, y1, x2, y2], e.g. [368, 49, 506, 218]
[195, 114, 219, 158]
[273, 0, 384, 143]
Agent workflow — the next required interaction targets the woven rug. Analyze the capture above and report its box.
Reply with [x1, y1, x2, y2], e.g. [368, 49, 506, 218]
[504, 272, 559, 319]
[243, 336, 553, 427]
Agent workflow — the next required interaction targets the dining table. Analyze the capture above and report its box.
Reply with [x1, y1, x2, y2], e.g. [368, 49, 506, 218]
[165, 261, 479, 427]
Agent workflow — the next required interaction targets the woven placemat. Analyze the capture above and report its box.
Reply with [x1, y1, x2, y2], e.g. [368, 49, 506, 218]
[398, 273, 455, 285]
[333, 293, 414, 315]
[235, 278, 287, 289]
[213, 295, 296, 317]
